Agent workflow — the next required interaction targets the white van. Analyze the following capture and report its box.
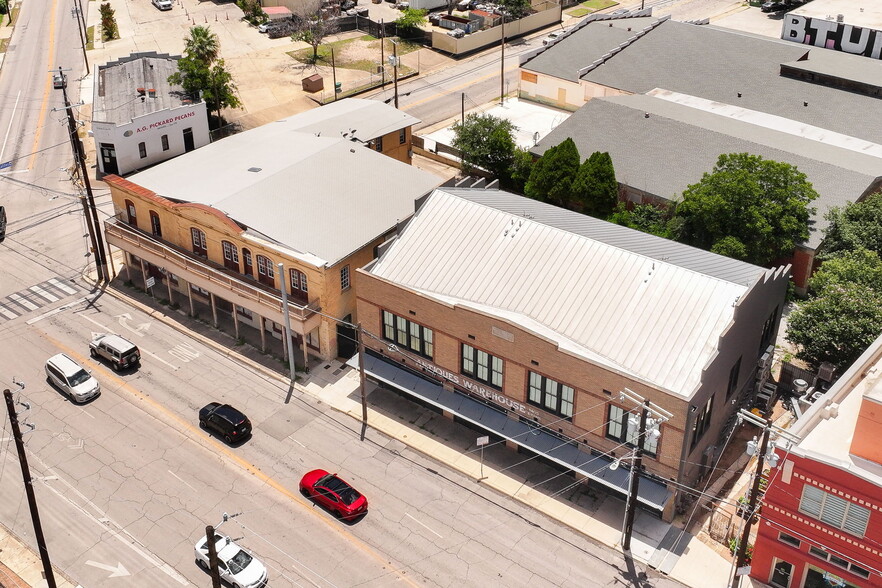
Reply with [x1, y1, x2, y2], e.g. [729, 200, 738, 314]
[45, 353, 100, 403]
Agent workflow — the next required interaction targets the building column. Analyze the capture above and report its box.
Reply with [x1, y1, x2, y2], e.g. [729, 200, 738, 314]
[232, 307, 240, 340]
[139, 258, 151, 298]
[282, 327, 289, 363]
[259, 316, 267, 352]
[209, 292, 218, 328]
[165, 273, 174, 306]
[302, 337, 309, 373]
[187, 283, 195, 317]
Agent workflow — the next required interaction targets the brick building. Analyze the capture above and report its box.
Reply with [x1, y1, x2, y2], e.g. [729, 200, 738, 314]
[751, 335, 882, 588]
[353, 186, 790, 519]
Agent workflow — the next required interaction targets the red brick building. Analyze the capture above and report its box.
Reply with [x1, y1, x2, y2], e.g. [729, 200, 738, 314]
[751, 336, 882, 588]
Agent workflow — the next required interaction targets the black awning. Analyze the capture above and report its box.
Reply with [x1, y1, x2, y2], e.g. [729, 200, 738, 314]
[348, 352, 672, 512]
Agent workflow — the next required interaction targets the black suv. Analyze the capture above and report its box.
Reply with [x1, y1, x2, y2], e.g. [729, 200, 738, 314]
[199, 403, 252, 444]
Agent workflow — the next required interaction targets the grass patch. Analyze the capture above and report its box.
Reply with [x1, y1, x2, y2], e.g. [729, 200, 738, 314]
[566, 0, 616, 15]
[86, 25, 95, 50]
[288, 36, 420, 72]
[566, 8, 590, 16]
[0, 37, 8, 53]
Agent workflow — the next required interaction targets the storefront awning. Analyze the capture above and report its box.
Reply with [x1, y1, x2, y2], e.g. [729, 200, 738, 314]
[348, 352, 672, 512]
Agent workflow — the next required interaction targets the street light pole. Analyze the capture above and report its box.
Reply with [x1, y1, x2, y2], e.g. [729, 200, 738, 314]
[499, 13, 505, 104]
[731, 419, 771, 586]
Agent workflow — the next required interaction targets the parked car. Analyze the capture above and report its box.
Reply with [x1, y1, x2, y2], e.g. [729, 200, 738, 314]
[52, 72, 66, 89]
[194, 533, 268, 588]
[610, 8, 629, 15]
[761, 1, 787, 12]
[300, 469, 368, 520]
[446, 28, 465, 38]
[45, 353, 100, 403]
[267, 21, 297, 38]
[542, 31, 562, 45]
[258, 20, 280, 33]
[89, 334, 140, 371]
[152, 0, 173, 10]
[198, 403, 252, 444]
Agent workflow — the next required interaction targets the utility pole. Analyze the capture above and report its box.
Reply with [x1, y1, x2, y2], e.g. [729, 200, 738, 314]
[357, 323, 368, 437]
[331, 48, 338, 102]
[622, 399, 649, 551]
[71, 0, 90, 74]
[59, 68, 108, 282]
[204, 525, 222, 588]
[499, 13, 505, 104]
[380, 20, 385, 86]
[392, 40, 399, 109]
[461, 92, 465, 126]
[4, 389, 57, 588]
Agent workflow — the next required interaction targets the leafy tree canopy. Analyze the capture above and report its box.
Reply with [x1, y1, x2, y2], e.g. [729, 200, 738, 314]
[184, 25, 220, 65]
[819, 192, 882, 260]
[808, 248, 882, 295]
[673, 153, 817, 265]
[786, 283, 882, 371]
[395, 8, 427, 35]
[524, 138, 580, 207]
[292, 1, 339, 62]
[169, 55, 240, 128]
[608, 203, 671, 237]
[571, 151, 618, 218]
[237, 0, 267, 25]
[498, 0, 531, 18]
[451, 113, 518, 180]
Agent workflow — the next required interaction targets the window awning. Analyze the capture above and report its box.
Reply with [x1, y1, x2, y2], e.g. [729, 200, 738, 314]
[348, 351, 672, 512]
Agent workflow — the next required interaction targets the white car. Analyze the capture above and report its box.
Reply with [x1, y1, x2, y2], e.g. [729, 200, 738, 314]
[257, 21, 276, 33]
[152, 0, 173, 10]
[542, 31, 562, 45]
[194, 534, 268, 588]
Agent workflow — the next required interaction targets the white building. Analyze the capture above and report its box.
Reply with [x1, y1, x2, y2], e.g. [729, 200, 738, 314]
[92, 52, 210, 176]
[783, 0, 882, 59]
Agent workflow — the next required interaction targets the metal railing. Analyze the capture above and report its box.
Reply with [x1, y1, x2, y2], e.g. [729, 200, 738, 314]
[104, 217, 321, 322]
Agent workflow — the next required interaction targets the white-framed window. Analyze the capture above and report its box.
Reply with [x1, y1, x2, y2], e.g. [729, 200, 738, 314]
[806, 547, 870, 581]
[340, 265, 350, 290]
[461, 343, 503, 388]
[527, 372, 574, 419]
[138, 142, 147, 158]
[399, 128, 406, 144]
[382, 311, 433, 358]
[606, 404, 659, 456]
[222, 241, 239, 263]
[257, 255, 275, 278]
[799, 484, 870, 537]
[777, 532, 800, 548]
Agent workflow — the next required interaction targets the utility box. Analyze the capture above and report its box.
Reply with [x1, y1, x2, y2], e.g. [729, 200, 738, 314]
[302, 74, 324, 93]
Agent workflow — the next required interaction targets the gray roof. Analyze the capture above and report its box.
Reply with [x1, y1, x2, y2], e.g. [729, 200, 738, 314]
[276, 98, 421, 142]
[370, 188, 776, 397]
[522, 18, 882, 144]
[532, 94, 882, 248]
[93, 52, 193, 125]
[446, 186, 766, 285]
[128, 114, 442, 266]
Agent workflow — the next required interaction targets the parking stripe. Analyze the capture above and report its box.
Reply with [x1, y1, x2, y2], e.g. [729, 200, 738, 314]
[48, 278, 78, 295]
[30, 285, 59, 302]
[8, 293, 38, 310]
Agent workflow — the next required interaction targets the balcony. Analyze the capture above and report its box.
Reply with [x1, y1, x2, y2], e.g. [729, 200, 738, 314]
[104, 216, 321, 330]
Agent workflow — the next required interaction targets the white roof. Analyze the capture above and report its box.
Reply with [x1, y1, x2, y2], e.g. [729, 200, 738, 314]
[786, 335, 882, 486]
[368, 189, 753, 397]
[128, 110, 441, 266]
[274, 98, 421, 142]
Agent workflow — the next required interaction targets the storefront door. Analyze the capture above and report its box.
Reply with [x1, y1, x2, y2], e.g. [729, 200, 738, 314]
[769, 560, 793, 588]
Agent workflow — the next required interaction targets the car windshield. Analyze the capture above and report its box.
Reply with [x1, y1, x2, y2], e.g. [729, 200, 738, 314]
[69, 369, 91, 386]
[227, 549, 253, 575]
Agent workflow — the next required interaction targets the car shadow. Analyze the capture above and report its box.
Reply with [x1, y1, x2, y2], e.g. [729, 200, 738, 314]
[198, 424, 252, 447]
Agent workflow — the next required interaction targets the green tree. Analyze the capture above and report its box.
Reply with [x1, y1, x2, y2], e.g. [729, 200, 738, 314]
[808, 248, 882, 295]
[237, 0, 267, 25]
[508, 147, 534, 194]
[609, 203, 671, 237]
[169, 56, 240, 128]
[786, 284, 882, 371]
[292, 0, 340, 62]
[99, 3, 118, 41]
[184, 25, 220, 65]
[395, 8, 427, 38]
[524, 138, 580, 206]
[451, 113, 518, 180]
[498, 0, 531, 18]
[672, 153, 817, 266]
[571, 151, 618, 218]
[819, 192, 882, 260]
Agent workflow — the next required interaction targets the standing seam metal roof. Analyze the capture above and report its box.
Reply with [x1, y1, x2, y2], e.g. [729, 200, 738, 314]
[369, 189, 764, 397]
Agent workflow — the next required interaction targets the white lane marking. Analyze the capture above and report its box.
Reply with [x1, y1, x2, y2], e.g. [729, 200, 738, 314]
[404, 512, 443, 538]
[29, 285, 59, 302]
[48, 277, 78, 295]
[0, 306, 17, 319]
[27, 296, 89, 324]
[167, 470, 197, 492]
[0, 91, 21, 164]
[84, 561, 130, 578]
[79, 314, 179, 370]
[32, 460, 190, 585]
[9, 293, 38, 310]
[292, 439, 306, 448]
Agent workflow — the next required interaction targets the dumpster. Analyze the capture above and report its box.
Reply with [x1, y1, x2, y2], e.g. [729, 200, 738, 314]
[302, 74, 324, 93]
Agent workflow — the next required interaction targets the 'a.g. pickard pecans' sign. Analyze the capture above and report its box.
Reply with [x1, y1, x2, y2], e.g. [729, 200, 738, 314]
[135, 110, 196, 133]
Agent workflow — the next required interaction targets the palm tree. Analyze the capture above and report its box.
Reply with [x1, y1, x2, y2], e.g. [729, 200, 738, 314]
[185, 26, 220, 65]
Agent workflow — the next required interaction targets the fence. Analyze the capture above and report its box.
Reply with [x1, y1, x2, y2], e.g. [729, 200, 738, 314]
[778, 361, 817, 395]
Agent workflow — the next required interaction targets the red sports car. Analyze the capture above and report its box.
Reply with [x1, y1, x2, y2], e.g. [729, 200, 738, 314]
[299, 469, 368, 520]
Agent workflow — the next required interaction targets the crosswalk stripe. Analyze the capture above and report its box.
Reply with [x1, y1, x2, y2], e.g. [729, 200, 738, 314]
[47, 278, 77, 295]
[30, 285, 59, 302]
[8, 293, 39, 311]
[0, 306, 18, 319]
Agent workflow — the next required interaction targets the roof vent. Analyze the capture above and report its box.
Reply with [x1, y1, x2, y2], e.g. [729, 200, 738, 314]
[137, 87, 146, 96]
[148, 88, 156, 98]
[247, 167, 262, 173]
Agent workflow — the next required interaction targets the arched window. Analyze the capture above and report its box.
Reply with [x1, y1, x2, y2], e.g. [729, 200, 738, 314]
[242, 248, 253, 278]
[256, 255, 275, 287]
[191, 227, 207, 257]
[289, 268, 308, 302]
[124, 200, 137, 227]
[221, 241, 239, 272]
[149, 211, 162, 237]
